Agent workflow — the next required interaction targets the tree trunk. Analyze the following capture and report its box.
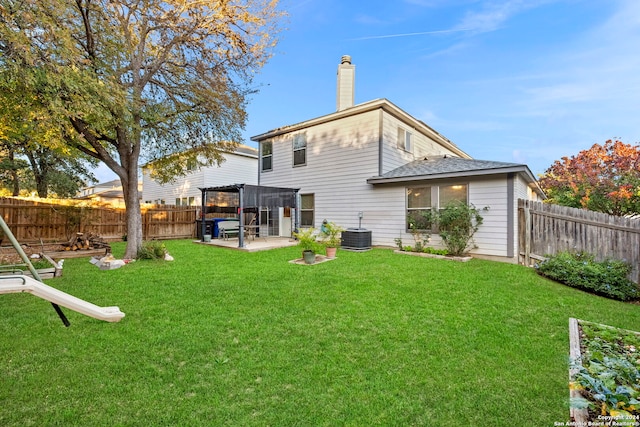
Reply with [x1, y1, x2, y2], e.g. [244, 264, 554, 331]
[35, 176, 48, 198]
[8, 149, 19, 196]
[25, 149, 49, 198]
[122, 170, 143, 260]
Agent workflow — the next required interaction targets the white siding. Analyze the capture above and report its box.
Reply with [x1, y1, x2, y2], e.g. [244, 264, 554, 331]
[142, 153, 258, 205]
[468, 177, 510, 257]
[256, 105, 539, 259]
[380, 177, 511, 257]
[380, 112, 460, 174]
[261, 114, 518, 257]
[261, 110, 381, 230]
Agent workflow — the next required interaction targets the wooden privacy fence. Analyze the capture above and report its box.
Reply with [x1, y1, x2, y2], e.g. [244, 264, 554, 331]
[0, 198, 198, 243]
[518, 199, 640, 283]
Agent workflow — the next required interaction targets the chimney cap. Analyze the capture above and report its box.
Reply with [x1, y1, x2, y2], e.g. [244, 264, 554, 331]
[341, 55, 352, 64]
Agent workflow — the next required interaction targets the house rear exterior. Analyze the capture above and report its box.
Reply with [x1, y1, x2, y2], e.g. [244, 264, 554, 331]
[252, 56, 544, 259]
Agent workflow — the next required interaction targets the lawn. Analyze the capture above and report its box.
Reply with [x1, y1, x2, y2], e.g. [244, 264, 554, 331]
[2, 240, 640, 426]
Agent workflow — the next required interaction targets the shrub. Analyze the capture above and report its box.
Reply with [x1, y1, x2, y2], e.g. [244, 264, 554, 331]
[394, 237, 403, 251]
[407, 223, 430, 252]
[535, 251, 638, 301]
[423, 247, 449, 256]
[423, 201, 485, 256]
[293, 228, 322, 253]
[137, 240, 167, 260]
[319, 221, 345, 248]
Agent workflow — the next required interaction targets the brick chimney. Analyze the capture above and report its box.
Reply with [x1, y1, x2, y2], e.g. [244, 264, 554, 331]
[336, 55, 355, 111]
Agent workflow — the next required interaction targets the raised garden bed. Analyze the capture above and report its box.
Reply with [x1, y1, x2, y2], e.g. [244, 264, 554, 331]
[569, 318, 640, 424]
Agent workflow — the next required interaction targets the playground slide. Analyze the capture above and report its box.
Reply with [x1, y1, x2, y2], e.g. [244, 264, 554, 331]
[0, 275, 125, 322]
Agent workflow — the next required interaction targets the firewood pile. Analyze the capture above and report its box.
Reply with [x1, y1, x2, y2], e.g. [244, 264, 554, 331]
[62, 232, 111, 252]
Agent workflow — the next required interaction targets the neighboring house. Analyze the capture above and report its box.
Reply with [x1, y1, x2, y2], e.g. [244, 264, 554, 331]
[76, 179, 140, 206]
[251, 55, 544, 259]
[142, 144, 258, 206]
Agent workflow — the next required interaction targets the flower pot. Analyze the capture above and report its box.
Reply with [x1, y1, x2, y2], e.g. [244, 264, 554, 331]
[303, 250, 316, 264]
[325, 246, 337, 259]
[203, 234, 212, 242]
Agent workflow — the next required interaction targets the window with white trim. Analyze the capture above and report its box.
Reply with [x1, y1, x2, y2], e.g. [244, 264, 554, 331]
[397, 127, 412, 152]
[293, 134, 306, 166]
[439, 185, 467, 210]
[175, 197, 196, 206]
[406, 184, 468, 231]
[300, 194, 314, 227]
[261, 141, 272, 172]
[407, 187, 432, 230]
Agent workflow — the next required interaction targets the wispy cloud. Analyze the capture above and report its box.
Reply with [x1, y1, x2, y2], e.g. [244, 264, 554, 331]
[453, 0, 554, 33]
[349, 27, 472, 41]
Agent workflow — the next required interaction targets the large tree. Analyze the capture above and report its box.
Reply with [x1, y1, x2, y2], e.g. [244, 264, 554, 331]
[0, 67, 97, 197]
[0, 143, 29, 195]
[539, 139, 640, 216]
[0, 0, 283, 258]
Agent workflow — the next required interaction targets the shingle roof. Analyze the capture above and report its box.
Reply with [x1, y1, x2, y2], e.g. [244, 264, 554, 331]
[379, 156, 524, 179]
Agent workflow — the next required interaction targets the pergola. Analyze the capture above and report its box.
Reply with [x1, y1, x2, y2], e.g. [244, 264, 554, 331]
[199, 184, 299, 248]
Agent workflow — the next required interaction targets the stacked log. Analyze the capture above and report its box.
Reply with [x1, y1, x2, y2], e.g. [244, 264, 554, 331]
[63, 232, 111, 252]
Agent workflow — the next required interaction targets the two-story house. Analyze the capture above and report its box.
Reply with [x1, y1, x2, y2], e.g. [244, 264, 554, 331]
[252, 56, 544, 259]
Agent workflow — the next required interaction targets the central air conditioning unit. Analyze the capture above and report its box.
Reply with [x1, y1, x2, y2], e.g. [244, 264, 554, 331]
[340, 228, 371, 251]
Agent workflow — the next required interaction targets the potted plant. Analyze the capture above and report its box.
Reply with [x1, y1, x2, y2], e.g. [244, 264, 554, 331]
[293, 227, 321, 264]
[320, 220, 344, 259]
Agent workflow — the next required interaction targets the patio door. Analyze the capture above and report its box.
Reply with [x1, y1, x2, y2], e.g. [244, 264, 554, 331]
[279, 207, 293, 237]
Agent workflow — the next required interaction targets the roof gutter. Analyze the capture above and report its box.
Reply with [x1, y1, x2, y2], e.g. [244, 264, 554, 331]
[367, 165, 546, 199]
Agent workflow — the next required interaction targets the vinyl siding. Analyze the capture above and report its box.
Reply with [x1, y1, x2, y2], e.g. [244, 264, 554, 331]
[381, 177, 510, 257]
[142, 153, 258, 205]
[467, 177, 510, 257]
[260, 110, 382, 230]
[256, 106, 538, 259]
[380, 111, 460, 174]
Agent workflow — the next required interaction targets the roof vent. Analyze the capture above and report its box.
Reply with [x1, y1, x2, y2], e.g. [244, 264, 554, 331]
[341, 55, 351, 64]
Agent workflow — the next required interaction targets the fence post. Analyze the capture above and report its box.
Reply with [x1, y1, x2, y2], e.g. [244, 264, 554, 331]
[524, 201, 531, 267]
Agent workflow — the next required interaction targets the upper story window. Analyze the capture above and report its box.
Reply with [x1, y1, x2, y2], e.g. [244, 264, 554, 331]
[261, 141, 273, 172]
[293, 134, 307, 166]
[397, 127, 412, 152]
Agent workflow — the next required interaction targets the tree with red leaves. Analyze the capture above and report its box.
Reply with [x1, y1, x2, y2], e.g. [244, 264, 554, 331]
[539, 139, 640, 216]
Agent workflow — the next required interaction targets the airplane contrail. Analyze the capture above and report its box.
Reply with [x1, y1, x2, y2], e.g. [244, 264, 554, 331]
[350, 28, 472, 41]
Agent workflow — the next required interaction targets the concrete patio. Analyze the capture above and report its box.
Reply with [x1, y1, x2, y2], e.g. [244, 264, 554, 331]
[195, 236, 299, 252]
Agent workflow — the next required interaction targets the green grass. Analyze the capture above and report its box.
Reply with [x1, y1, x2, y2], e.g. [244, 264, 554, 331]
[2, 240, 640, 426]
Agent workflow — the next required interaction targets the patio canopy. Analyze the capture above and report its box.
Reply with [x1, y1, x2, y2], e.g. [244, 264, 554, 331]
[199, 184, 299, 248]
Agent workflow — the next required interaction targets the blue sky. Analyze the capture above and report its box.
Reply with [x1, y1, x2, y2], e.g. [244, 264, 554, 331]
[96, 0, 640, 182]
[242, 0, 640, 175]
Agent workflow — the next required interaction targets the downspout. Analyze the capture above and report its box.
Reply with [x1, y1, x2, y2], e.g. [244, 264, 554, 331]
[200, 188, 206, 242]
[378, 108, 384, 176]
[257, 143, 261, 186]
[238, 184, 245, 248]
[293, 189, 300, 234]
